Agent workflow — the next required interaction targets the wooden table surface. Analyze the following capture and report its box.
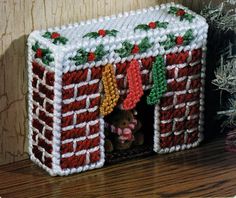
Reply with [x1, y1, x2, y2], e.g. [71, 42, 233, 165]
[0, 137, 235, 198]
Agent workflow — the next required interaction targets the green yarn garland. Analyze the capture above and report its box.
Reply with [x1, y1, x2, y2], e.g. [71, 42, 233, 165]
[147, 55, 167, 105]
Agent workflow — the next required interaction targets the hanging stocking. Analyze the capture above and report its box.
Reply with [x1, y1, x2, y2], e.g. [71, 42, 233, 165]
[100, 64, 120, 116]
[147, 55, 167, 105]
[123, 59, 144, 110]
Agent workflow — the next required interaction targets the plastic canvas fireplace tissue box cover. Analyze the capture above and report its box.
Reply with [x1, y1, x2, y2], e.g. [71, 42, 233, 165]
[27, 3, 208, 176]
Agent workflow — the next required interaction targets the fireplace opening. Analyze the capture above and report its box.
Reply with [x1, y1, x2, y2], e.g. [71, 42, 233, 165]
[104, 91, 155, 164]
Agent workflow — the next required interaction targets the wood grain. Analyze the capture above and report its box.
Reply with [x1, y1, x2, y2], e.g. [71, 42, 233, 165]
[0, 137, 235, 197]
[0, 0, 209, 165]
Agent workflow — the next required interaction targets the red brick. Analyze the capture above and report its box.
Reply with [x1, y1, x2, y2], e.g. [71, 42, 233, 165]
[61, 114, 74, 128]
[76, 136, 100, 152]
[32, 62, 45, 79]
[173, 133, 185, 146]
[166, 68, 175, 79]
[62, 69, 88, 86]
[32, 104, 37, 114]
[175, 120, 186, 131]
[32, 145, 43, 162]
[62, 99, 86, 113]
[173, 106, 186, 118]
[90, 150, 100, 163]
[44, 129, 53, 141]
[190, 49, 202, 63]
[61, 127, 86, 141]
[61, 154, 86, 169]
[32, 77, 38, 88]
[91, 67, 102, 80]
[141, 73, 150, 85]
[44, 156, 52, 168]
[117, 78, 126, 89]
[178, 64, 201, 78]
[190, 78, 201, 89]
[116, 61, 128, 74]
[177, 67, 189, 78]
[186, 118, 199, 129]
[89, 122, 100, 135]
[38, 110, 53, 127]
[160, 135, 174, 148]
[167, 79, 187, 92]
[177, 92, 200, 104]
[89, 97, 100, 108]
[45, 71, 54, 86]
[62, 87, 74, 100]
[160, 108, 174, 120]
[32, 118, 44, 132]
[33, 91, 44, 106]
[76, 111, 99, 124]
[141, 57, 154, 70]
[38, 137, 52, 154]
[160, 95, 174, 107]
[160, 122, 172, 133]
[61, 142, 74, 154]
[38, 83, 54, 100]
[45, 102, 53, 114]
[186, 131, 199, 144]
[77, 83, 99, 96]
[188, 104, 200, 116]
[32, 130, 37, 142]
[166, 51, 189, 65]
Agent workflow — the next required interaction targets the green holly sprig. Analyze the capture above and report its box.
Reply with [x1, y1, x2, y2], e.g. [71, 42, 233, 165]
[114, 37, 153, 58]
[32, 41, 54, 66]
[83, 29, 118, 39]
[42, 31, 68, 45]
[134, 21, 169, 31]
[69, 44, 108, 65]
[168, 7, 195, 22]
[160, 29, 194, 50]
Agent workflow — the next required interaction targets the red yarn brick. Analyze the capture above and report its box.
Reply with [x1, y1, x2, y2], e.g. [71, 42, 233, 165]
[89, 122, 100, 135]
[32, 104, 37, 114]
[77, 83, 99, 96]
[32, 145, 43, 163]
[189, 78, 201, 89]
[62, 87, 74, 100]
[173, 106, 186, 118]
[141, 57, 154, 70]
[166, 51, 189, 65]
[177, 91, 200, 104]
[167, 79, 187, 91]
[45, 71, 54, 86]
[160, 95, 174, 107]
[116, 78, 126, 89]
[190, 49, 202, 63]
[33, 91, 44, 106]
[186, 131, 199, 144]
[44, 129, 53, 141]
[38, 110, 53, 127]
[160, 108, 174, 120]
[141, 73, 150, 85]
[76, 136, 100, 152]
[38, 83, 54, 100]
[44, 156, 52, 168]
[45, 102, 53, 114]
[175, 120, 186, 131]
[32, 130, 37, 142]
[61, 127, 86, 141]
[32, 118, 44, 132]
[32, 77, 38, 88]
[173, 133, 185, 146]
[38, 137, 52, 154]
[160, 135, 174, 148]
[91, 67, 102, 80]
[62, 99, 87, 113]
[76, 111, 99, 124]
[61, 114, 74, 128]
[61, 154, 86, 169]
[62, 69, 88, 86]
[89, 97, 100, 108]
[32, 62, 45, 79]
[166, 68, 175, 79]
[116, 62, 128, 74]
[188, 104, 200, 116]
[160, 122, 173, 133]
[186, 118, 199, 129]
[61, 142, 74, 154]
[90, 150, 100, 163]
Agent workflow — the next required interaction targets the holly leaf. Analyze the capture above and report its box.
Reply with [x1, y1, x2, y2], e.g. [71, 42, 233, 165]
[69, 48, 88, 65]
[168, 6, 178, 14]
[32, 41, 39, 52]
[183, 29, 194, 45]
[182, 13, 195, 22]
[160, 34, 176, 50]
[94, 44, 107, 61]
[115, 41, 133, 58]
[138, 37, 153, 53]
[42, 32, 51, 39]
[106, 29, 118, 37]
[134, 24, 150, 31]
[83, 32, 99, 39]
[156, 21, 169, 29]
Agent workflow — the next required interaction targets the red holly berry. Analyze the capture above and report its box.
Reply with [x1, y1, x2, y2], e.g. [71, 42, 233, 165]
[51, 32, 60, 39]
[176, 9, 185, 16]
[148, 22, 156, 29]
[36, 48, 43, 58]
[88, 52, 96, 61]
[132, 44, 140, 54]
[98, 29, 106, 37]
[176, 36, 184, 45]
